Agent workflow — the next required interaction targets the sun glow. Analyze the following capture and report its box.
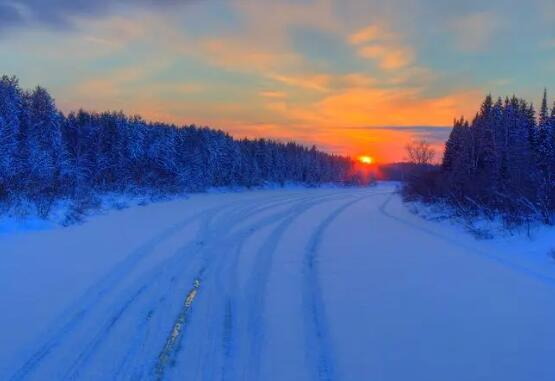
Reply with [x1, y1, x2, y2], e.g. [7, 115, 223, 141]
[358, 155, 374, 165]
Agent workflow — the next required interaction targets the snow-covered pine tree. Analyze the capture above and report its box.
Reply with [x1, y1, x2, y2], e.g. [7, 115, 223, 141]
[0, 75, 361, 213]
[0, 75, 22, 198]
[24, 86, 65, 199]
[534, 90, 553, 220]
[442, 117, 466, 172]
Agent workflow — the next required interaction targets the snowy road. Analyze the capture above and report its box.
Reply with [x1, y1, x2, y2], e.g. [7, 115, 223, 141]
[1, 183, 555, 380]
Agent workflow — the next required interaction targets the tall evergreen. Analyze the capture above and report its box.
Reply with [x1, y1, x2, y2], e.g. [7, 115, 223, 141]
[0, 76, 22, 197]
[537, 89, 552, 174]
[442, 118, 464, 172]
[24, 86, 65, 197]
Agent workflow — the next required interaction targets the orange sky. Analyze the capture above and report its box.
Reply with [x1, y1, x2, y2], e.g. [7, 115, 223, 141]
[2, 0, 554, 162]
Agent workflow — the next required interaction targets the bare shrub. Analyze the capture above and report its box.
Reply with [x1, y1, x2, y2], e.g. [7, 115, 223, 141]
[405, 140, 436, 166]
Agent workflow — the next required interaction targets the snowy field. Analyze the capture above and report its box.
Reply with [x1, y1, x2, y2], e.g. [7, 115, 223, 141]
[1, 182, 555, 381]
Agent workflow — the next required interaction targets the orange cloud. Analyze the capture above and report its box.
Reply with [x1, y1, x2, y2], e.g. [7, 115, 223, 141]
[260, 91, 287, 99]
[349, 24, 414, 71]
[70, 60, 172, 102]
[252, 85, 482, 161]
[358, 45, 413, 70]
[268, 73, 331, 92]
[269, 87, 480, 127]
[199, 38, 301, 72]
[340, 73, 377, 87]
[348, 25, 382, 44]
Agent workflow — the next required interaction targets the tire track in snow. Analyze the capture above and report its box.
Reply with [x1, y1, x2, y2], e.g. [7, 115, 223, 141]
[61, 213, 220, 381]
[237, 191, 372, 381]
[122, 193, 326, 380]
[62, 193, 287, 380]
[61, 285, 149, 380]
[302, 193, 377, 381]
[7, 206, 223, 381]
[219, 192, 376, 381]
[8, 190, 370, 381]
[109, 211, 225, 381]
[73, 194, 301, 380]
[155, 192, 352, 381]
[112, 278, 177, 380]
[9, 193, 298, 381]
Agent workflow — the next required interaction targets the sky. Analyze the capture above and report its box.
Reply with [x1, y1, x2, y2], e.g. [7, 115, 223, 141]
[1, 0, 555, 162]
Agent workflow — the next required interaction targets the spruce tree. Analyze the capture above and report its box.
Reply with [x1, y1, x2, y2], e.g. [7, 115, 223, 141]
[0, 76, 22, 197]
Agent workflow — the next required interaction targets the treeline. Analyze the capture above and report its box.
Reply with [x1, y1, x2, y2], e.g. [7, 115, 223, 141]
[405, 91, 555, 226]
[0, 76, 362, 216]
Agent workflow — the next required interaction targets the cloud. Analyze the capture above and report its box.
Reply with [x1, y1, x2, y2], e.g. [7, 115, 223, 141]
[339, 73, 377, 88]
[347, 126, 452, 144]
[0, 0, 183, 33]
[261, 86, 481, 130]
[358, 45, 413, 70]
[0, 2, 24, 31]
[349, 24, 414, 70]
[268, 73, 331, 92]
[63, 59, 183, 112]
[197, 38, 301, 73]
[348, 25, 382, 44]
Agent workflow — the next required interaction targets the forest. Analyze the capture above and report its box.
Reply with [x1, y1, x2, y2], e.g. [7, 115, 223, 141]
[0, 76, 363, 217]
[405, 91, 555, 226]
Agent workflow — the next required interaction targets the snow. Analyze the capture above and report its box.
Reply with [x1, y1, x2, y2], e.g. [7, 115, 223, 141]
[1, 183, 555, 380]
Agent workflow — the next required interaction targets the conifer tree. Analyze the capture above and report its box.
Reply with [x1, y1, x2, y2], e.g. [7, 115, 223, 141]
[0, 76, 22, 197]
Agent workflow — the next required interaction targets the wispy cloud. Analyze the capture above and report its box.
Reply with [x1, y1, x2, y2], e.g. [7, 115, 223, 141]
[348, 25, 382, 44]
[0, 2, 25, 32]
[349, 24, 414, 70]
[197, 38, 301, 72]
[268, 73, 331, 92]
[260, 91, 287, 99]
[346, 126, 452, 144]
[358, 45, 413, 70]
[0, 0, 185, 34]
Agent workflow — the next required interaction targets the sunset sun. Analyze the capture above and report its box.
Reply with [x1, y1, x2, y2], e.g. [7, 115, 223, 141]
[358, 155, 374, 165]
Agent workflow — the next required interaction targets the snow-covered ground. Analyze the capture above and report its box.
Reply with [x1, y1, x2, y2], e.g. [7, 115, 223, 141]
[1, 183, 555, 381]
